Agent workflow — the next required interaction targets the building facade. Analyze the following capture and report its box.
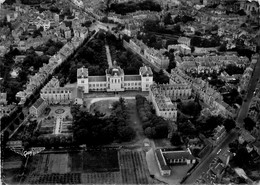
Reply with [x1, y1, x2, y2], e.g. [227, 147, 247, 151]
[77, 64, 153, 93]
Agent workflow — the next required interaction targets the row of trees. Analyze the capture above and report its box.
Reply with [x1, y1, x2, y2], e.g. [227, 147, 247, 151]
[108, 0, 161, 15]
[136, 95, 169, 139]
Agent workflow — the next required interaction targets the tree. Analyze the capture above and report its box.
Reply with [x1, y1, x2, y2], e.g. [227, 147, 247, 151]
[154, 70, 169, 84]
[164, 13, 172, 25]
[170, 132, 183, 146]
[224, 118, 236, 132]
[244, 117, 256, 131]
[118, 126, 136, 142]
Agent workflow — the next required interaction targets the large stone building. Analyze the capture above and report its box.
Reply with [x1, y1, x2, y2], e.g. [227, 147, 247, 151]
[149, 69, 192, 121]
[77, 63, 153, 93]
[40, 77, 75, 104]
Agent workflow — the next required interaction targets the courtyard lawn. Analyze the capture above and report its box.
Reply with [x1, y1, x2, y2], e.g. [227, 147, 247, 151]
[89, 99, 117, 117]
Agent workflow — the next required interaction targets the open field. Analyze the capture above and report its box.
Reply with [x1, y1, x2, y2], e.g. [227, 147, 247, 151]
[22, 148, 157, 184]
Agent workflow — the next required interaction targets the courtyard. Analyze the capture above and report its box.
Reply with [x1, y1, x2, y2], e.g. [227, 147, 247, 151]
[38, 106, 73, 135]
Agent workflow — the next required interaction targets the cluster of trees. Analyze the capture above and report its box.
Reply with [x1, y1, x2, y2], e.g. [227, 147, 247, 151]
[178, 99, 202, 118]
[0, 47, 49, 103]
[163, 13, 195, 25]
[136, 95, 169, 139]
[108, 0, 161, 15]
[59, 32, 108, 84]
[244, 117, 256, 132]
[190, 35, 221, 47]
[174, 112, 236, 145]
[21, 0, 54, 5]
[106, 33, 144, 75]
[223, 88, 243, 106]
[143, 19, 182, 35]
[164, 50, 176, 72]
[225, 64, 244, 75]
[137, 33, 164, 49]
[35, 39, 64, 56]
[71, 98, 135, 145]
[153, 70, 169, 84]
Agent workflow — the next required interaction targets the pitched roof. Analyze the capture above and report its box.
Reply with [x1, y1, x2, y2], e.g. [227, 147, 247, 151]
[32, 97, 45, 109]
[88, 76, 106, 82]
[124, 75, 141, 81]
[155, 149, 171, 171]
[140, 66, 153, 77]
[162, 149, 196, 161]
[77, 67, 88, 78]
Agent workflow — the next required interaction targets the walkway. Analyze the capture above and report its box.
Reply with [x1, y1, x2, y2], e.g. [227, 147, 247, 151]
[87, 96, 136, 110]
[54, 117, 62, 134]
[105, 44, 113, 68]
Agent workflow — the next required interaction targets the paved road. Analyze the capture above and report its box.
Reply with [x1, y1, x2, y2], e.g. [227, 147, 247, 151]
[184, 54, 260, 184]
[184, 131, 237, 184]
[236, 55, 260, 125]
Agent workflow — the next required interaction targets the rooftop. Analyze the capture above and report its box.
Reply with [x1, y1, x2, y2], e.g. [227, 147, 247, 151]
[124, 75, 141, 81]
[88, 76, 106, 82]
[32, 97, 45, 109]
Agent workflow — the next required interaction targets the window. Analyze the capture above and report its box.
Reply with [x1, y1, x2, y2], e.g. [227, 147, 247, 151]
[131, 83, 134, 86]
[128, 83, 130, 86]
[89, 84, 91, 87]
[97, 84, 99, 87]
[135, 83, 137, 86]
[93, 84, 95, 87]
[146, 84, 149, 87]
[146, 78, 149, 81]
[138, 82, 141, 85]
[81, 80, 84, 83]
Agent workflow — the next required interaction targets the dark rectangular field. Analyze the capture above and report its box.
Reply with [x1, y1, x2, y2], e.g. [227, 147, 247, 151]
[69, 149, 119, 173]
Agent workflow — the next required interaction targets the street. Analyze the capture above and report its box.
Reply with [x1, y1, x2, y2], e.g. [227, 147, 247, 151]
[184, 54, 260, 184]
[236, 55, 260, 125]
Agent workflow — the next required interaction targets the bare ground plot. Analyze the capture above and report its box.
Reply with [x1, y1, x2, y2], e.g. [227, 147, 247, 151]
[81, 172, 122, 184]
[24, 173, 81, 184]
[23, 149, 157, 184]
[119, 149, 154, 184]
[24, 153, 70, 183]
[82, 150, 119, 172]
[69, 149, 119, 173]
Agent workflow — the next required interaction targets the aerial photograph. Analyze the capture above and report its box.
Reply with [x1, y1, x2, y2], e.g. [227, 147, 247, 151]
[0, 0, 260, 184]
